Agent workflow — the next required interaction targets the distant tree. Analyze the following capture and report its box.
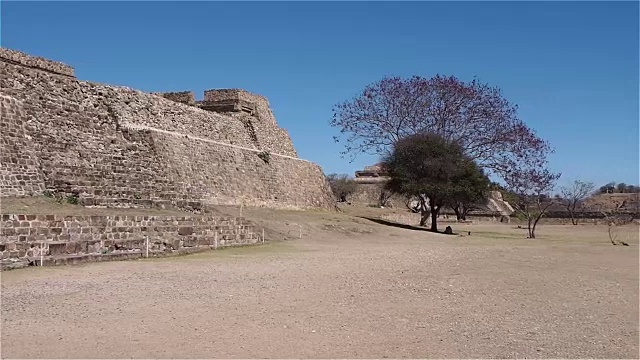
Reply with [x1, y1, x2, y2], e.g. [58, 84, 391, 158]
[503, 160, 561, 239]
[326, 173, 358, 202]
[599, 182, 616, 194]
[598, 200, 633, 246]
[597, 182, 640, 194]
[383, 133, 488, 232]
[330, 75, 553, 182]
[560, 180, 595, 225]
[377, 188, 394, 207]
[449, 165, 491, 221]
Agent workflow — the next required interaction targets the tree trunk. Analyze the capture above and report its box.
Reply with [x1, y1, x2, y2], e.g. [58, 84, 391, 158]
[531, 213, 545, 238]
[419, 209, 429, 226]
[527, 217, 535, 238]
[419, 196, 429, 226]
[430, 206, 440, 232]
[452, 205, 462, 221]
[570, 203, 578, 225]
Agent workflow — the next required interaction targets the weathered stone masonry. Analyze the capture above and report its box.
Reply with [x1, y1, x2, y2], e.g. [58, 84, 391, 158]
[0, 48, 74, 77]
[0, 94, 45, 196]
[0, 47, 335, 210]
[0, 213, 260, 269]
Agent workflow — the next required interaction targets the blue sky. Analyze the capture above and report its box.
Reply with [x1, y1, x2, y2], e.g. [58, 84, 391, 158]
[1, 1, 638, 189]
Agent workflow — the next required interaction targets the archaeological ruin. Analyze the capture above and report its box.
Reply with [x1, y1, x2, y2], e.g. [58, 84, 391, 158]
[349, 163, 515, 219]
[0, 47, 335, 209]
[0, 47, 335, 269]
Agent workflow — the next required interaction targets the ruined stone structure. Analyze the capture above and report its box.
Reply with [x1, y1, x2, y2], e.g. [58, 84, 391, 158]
[0, 47, 337, 269]
[350, 163, 514, 217]
[350, 163, 399, 206]
[0, 47, 335, 210]
[354, 163, 390, 180]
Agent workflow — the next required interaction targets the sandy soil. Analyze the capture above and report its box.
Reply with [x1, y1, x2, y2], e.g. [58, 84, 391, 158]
[1, 205, 638, 359]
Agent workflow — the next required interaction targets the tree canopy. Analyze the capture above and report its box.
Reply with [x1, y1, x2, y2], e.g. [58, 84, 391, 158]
[383, 132, 489, 232]
[598, 182, 640, 194]
[331, 75, 553, 178]
[449, 163, 492, 220]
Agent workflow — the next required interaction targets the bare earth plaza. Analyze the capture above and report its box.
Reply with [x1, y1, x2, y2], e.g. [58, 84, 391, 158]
[1, 2, 638, 359]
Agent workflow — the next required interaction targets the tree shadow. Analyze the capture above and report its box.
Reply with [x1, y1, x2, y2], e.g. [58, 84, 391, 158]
[358, 216, 431, 232]
[357, 216, 457, 235]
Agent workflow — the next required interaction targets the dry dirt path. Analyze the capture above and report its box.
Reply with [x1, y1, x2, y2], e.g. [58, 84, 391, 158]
[1, 212, 638, 359]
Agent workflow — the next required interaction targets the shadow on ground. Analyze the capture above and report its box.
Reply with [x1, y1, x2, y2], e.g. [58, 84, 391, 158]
[358, 216, 432, 232]
[358, 216, 461, 236]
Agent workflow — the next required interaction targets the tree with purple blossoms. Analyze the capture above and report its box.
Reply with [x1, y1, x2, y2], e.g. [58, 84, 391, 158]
[332, 74, 560, 236]
[330, 75, 553, 179]
[502, 159, 561, 239]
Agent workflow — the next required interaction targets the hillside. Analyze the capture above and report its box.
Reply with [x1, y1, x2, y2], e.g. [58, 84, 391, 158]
[582, 192, 640, 212]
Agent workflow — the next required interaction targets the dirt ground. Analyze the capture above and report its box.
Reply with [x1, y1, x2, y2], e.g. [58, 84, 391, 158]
[1, 204, 639, 359]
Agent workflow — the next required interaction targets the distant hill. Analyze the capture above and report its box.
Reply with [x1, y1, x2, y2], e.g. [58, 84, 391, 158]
[582, 193, 640, 212]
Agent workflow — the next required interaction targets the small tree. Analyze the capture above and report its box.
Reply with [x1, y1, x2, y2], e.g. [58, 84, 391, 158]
[503, 161, 561, 238]
[326, 173, 358, 202]
[560, 180, 595, 225]
[378, 188, 393, 207]
[599, 200, 632, 246]
[384, 133, 488, 232]
[449, 166, 491, 221]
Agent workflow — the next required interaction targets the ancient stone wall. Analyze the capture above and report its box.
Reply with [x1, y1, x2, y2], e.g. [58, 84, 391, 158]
[0, 48, 334, 210]
[201, 88, 297, 156]
[349, 182, 406, 208]
[0, 213, 259, 268]
[0, 47, 75, 77]
[152, 91, 196, 106]
[204, 89, 277, 126]
[231, 113, 298, 157]
[145, 89, 297, 157]
[125, 124, 334, 209]
[0, 94, 46, 196]
[0, 66, 183, 207]
[112, 88, 260, 149]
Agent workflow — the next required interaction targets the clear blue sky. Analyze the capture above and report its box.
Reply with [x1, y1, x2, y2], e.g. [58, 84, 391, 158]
[1, 1, 638, 189]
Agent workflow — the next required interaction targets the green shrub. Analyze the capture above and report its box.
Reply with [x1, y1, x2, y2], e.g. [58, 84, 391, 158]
[66, 194, 79, 205]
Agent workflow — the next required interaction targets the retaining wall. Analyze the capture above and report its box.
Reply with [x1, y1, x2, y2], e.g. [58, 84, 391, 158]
[0, 213, 260, 269]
